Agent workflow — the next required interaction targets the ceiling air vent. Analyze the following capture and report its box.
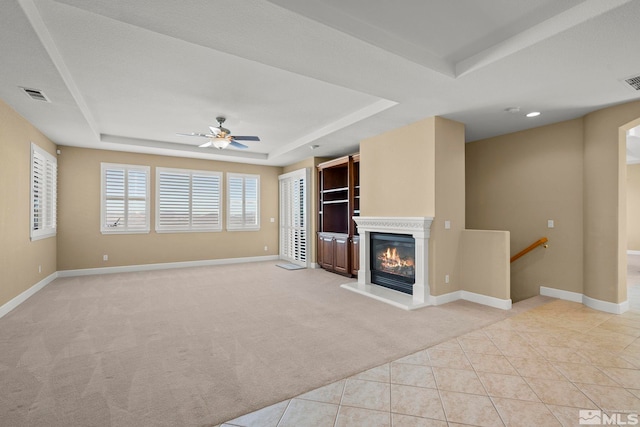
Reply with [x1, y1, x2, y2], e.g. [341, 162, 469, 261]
[623, 75, 640, 91]
[20, 87, 50, 102]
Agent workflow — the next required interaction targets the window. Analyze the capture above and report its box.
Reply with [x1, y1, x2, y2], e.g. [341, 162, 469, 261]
[227, 173, 260, 231]
[101, 163, 150, 234]
[156, 168, 222, 232]
[30, 143, 57, 240]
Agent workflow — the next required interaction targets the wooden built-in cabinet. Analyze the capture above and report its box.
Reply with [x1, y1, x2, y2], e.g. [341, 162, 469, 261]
[317, 154, 360, 277]
[350, 235, 360, 276]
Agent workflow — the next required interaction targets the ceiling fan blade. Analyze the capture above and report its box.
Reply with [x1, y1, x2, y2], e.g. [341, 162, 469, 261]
[199, 140, 213, 148]
[177, 132, 211, 138]
[229, 140, 249, 149]
[231, 135, 260, 141]
[209, 126, 222, 135]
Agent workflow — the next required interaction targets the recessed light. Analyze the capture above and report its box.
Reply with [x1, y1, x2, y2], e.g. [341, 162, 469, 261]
[309, 144, 320, 150]
[526, 111, 541, 118]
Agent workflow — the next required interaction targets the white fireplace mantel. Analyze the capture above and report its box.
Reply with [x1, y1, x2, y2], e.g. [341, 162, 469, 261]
[341, 216, 434, 310]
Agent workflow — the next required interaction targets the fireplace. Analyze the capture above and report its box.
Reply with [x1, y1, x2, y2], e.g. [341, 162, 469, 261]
[341, 217, 433, 310]
[370, 233, 415, 294]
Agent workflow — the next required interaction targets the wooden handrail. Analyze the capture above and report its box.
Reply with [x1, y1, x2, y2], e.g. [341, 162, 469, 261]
[510, 237, 549, 263]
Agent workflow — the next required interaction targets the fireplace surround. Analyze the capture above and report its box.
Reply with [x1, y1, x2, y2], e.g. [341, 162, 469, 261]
[341, 216, 433, 310]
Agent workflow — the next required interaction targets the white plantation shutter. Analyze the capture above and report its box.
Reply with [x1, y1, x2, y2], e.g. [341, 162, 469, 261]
[45, 158, 57, 230]
[101, 163, 150, 233]
[30, 143, 57, 240]
[294, 176, 307, 262]
[156, 168, 221, 232]
[127, 169, 148, 230]
[279, 169, 308, 264]
[192, 173, 221, 229]
[227, 173, 260, 231]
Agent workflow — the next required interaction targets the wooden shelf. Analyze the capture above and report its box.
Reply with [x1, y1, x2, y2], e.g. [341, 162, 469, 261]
[318, 154, 360, 276]
[323, 187, 349, 193]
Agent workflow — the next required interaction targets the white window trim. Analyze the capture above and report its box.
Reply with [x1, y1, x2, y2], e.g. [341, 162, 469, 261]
[155, 167, 223, 233]
[30, 143, 57, 241]
[226, 172, 260, 231]
[100, 163, 150, 234]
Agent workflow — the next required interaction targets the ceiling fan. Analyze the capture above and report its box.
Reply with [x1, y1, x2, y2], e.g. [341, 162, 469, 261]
[177, 117, 260, 150]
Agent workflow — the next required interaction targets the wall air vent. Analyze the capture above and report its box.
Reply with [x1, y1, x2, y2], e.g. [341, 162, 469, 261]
[20, 87, 50, 102]
[623, 75, 640, 91]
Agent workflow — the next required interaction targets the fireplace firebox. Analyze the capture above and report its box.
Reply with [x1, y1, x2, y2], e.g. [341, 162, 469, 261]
[370, 232, 416, 294]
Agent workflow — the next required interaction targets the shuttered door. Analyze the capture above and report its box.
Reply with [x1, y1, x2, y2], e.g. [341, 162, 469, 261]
[279, 168, 309, 266]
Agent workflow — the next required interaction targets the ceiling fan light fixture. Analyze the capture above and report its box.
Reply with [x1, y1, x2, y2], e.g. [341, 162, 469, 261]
[212, 137, 230, 150]
[180, 117, 260, 151]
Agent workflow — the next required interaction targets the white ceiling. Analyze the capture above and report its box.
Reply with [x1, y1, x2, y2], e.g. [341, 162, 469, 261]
[1, 0, 640, 166]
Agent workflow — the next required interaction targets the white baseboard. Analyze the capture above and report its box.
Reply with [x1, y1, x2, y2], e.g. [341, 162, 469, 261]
[583, 295, 629, 315]
[430, 290, 462, 306]
[540, 286, 629, 314]
[628, 250, 640, 255]
[430, 290, 512, 310]
[0, 272, 57, 319]
[461, 291, 512, 310]
[58, 255, 279, 277]
[539, 286, 583, 303]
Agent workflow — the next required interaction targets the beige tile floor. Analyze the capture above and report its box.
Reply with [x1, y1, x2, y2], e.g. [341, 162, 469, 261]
[220, 295, 640, 427]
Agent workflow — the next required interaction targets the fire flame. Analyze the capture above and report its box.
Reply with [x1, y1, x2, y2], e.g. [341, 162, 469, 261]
[380, 247, 414, 269]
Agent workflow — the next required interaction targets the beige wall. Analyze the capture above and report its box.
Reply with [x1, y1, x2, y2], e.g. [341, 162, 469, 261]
[583, 102, 640, 304]
[360, 117, 436, 217]
[467, 100, 640, 305]
[282, 157, 329, 264]
[360, 116, 466, 296]
[466, 119, 584, 302]
[0, 99, 57, 307]
[430, 117, 466, 296]
[460, 230, 510, 300]
[57, 146, 282, 270]
[628, 164, 640, 251]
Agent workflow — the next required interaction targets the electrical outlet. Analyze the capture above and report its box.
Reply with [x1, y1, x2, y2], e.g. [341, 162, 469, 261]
[445, 274, 450, 284]
[38, 265, 41, 273]
[103, 254, 108, 261]
[444, 220, 451, 230]
[264, 246, 268, 251]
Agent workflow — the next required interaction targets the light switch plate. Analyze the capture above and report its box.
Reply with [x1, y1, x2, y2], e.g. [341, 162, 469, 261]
[547, 219, 554, 228]
[444, 220, 451, 230]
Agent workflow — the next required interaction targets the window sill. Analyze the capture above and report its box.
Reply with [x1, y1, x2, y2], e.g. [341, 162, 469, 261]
[155, 228, 222, 234]
[101, 229, 150, 235]
[30, 231, 57, 241]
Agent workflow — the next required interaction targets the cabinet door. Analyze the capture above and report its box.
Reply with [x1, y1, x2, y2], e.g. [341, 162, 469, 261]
[318, 234, 335, 270]
[351, 236, 360, 276]
[333, 235, 350, 275]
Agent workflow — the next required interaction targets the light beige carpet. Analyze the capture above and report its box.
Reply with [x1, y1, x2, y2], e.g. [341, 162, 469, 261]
[0, 261, 550, 426]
